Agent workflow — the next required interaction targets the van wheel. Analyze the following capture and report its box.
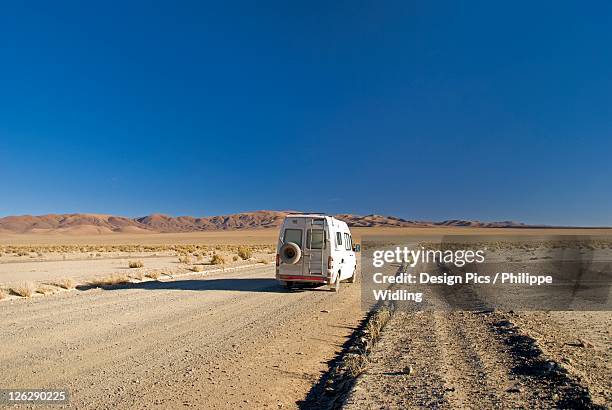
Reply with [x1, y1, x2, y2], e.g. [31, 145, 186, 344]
[330, 274, 341, 292]
[346, 266, 357, 283]
[283, 281, 294, 290]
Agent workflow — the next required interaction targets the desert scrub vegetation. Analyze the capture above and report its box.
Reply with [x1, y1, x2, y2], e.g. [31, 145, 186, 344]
[237, 246, 253, 260]
[129, 270, 145, 281]
[128, 260, 144, 268]
[53, 278, 76, 290]
[90, 273, 130, 287]
[210, 254, 225, 265]
[189, 265, 204, 272]
[36, 285, 57, 295]
[344, 351, 369, 377]
[0, 244, 280, 258]
[0, 288, 6, 300]
[178, 254, 193, 264]
[365, 307, 392, 341]
[145, 270, 162, 280]
[257, 258, 269, 264]
[12, 282, 36, 298]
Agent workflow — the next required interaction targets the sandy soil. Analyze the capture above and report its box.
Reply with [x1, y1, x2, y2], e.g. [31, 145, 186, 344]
[0, 265, 364, 409]
[0, 251, 273, 288]
[0, 256, 177, 285]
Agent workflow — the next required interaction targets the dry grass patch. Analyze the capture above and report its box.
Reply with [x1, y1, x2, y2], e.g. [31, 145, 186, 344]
[178, 255, 193, 264]
[237, 246, 253, 260]
[0, 288, 6, 300]
[128, 260, 144, 268]
[257, 258, 269, 264]
[36, 285, 57, 295]
[189, 265, 204, 272]
[130, 270, 145, 281]
[90, 273, 131, 287]
[365, 308, 392, 341]
[145, 270, 162, 280]
[12, 282, 36, 298]
[54, 278, 76, 290]
[344, 353, 369, 377]
[210, 254, 225, 265]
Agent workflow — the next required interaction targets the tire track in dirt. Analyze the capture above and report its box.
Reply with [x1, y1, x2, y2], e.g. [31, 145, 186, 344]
[345, 262, 605, 409]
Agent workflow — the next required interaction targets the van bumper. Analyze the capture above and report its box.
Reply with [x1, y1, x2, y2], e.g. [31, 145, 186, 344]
[276, 274, 330, 284]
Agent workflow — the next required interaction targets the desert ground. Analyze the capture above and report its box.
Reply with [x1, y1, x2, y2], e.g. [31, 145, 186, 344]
[0, 227, 610, 409]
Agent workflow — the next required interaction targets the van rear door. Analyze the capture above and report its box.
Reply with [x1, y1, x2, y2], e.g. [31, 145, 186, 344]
[303, 218, 326, 276]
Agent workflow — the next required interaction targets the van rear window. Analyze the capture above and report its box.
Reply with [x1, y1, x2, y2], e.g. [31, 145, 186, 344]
[306, 229, 325, 249]
[284, 229, 302, 247]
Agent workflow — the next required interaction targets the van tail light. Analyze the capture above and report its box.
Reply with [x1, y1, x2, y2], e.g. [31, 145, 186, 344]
[327, 256, 333, 270]
[276, 254, 280, 267]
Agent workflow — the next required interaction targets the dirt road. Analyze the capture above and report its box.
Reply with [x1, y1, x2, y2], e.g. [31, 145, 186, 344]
[0, 265, 364, 409]
[345, 290, 610, 409]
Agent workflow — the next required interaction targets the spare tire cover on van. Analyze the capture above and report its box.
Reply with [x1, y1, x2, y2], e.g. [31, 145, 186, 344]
[280, 242, 301, 264]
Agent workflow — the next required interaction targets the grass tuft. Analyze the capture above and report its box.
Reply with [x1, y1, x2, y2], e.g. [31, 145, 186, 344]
[37, 285, 57, 295]
[189, 265, 204, 272]
[210, 254, 225, 265]
[54, 278, 76, 290]
[344, 353, 369, 377]
[12, 282, 36, 298]
[145, 270, 162, 280]
[178, 255, 193, 264]
[128, 260, 144, 268]
[365, 308, 392, 341]
[90, 273, 131, 287]
[237, 246, 253, 260]
[130, 271, 145, 281]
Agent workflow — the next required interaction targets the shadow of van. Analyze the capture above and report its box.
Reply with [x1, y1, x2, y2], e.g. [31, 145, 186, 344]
[77, 278, 327, 293]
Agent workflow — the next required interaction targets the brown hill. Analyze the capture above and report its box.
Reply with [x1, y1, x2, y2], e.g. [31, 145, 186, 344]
[0, 211, 530, 234]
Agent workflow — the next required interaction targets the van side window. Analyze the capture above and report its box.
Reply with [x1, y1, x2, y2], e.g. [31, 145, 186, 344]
[284, 229, 302, 247]
[336, 232, 342, 249]
[344, 233, 351, 250]
[307, 229, 325, 249]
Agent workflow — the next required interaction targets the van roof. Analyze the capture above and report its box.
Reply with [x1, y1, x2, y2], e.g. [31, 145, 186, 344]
[285, 213, 330, 219]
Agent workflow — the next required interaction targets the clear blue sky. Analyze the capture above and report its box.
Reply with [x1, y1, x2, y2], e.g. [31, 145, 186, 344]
[1, 1, 611, 225]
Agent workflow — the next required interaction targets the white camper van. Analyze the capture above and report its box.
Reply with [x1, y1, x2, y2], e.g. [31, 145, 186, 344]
[275, 214, 359, 292]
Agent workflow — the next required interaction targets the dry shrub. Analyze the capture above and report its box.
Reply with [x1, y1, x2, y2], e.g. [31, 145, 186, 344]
[178, 255, 193, 264]
[54, 278, 76, 290]
[344, 353, 369, 377]
[90, 273, 130, 287]
[257, 259, 268, 264]
[12, 282, 36, 297]
[0, 288, 7, 300]
[210, 254, 225, 265]
[130, 271, 145, 281]
[145, 270, 162, 280]
[189, 265, 204, 272]
[237, 246, 253, 260]
[128, 260, 144, 268]
[37, 286, 56, 295]
[232, 255, 239, 262]
[366, 308, 392, 341]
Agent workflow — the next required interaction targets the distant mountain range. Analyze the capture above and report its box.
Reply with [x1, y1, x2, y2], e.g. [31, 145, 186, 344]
[0, 211, 538, 235]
